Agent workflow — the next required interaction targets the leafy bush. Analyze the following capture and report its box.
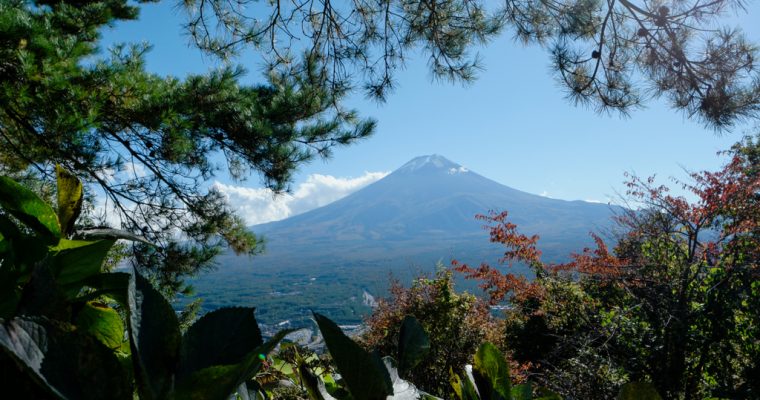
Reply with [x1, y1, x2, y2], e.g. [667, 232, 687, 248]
[362, 268, 506, 397]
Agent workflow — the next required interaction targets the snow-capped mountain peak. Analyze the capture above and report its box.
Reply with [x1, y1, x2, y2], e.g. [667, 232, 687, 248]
[396, 154, 466, 174]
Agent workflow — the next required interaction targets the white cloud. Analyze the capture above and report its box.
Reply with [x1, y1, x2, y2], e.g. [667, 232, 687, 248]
[213, 171, 389, 225]
[540, 190, 549, 197]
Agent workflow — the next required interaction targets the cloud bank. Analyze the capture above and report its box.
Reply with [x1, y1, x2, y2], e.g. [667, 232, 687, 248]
[213, 171, 389, 225]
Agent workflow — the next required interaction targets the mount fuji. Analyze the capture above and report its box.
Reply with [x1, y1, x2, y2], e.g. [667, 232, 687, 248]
[190, 155, 620, 325]
[249, 154, 618, 265]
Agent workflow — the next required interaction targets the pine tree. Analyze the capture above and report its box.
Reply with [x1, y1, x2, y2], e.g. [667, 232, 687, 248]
[182, 0, 760, 129]
[0, 0, 373, 292]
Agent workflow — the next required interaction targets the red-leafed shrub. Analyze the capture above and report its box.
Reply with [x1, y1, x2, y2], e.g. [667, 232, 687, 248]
[455, 136, 760, 400]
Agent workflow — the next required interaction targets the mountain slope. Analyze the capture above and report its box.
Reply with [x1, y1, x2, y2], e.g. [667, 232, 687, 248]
[251, 154, 618, 264]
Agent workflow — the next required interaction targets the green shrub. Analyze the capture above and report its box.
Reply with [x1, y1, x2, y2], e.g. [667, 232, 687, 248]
[362, 268, 506, 397]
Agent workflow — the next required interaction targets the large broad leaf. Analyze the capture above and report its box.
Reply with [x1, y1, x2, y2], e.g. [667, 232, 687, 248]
[78, 272, 131, 306]
[397, 315, 430, 376]
[0, 213, 22, 243]
[175, 329, 293, 400]
[0, 176, 61, 242]
[313, 312, 393, 400]
[0, 252, 22, 319]
[128, 271, 180, 400]
[617, 382, 662, 400]
[450, 368, 480, 400]
[75, 301, 124, 351]
[1, 227, 48, 269]
[472, 342, 511, 400]
[178, 307, 262, 380]
[0, 282, 20, 319]
[55, 165, 83, 237]
[50, 239, 115, 295]
[17, 262, 69, 320]
[0, 316, 131, 400]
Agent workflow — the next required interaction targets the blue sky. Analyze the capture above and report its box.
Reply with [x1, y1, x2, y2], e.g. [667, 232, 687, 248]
[100, 2, 760, 223]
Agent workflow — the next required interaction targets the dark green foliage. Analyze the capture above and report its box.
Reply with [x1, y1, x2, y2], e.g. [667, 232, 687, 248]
[450, 341, 565, 400]
[50, 239, 116, 294]
[472, 342, 512, 400]
[0, 175, 61, 242]
[127, 272, 181, 399]
[0, 316, 132, 400]
[78, 272, 131, 305]
[125, 269, 292, 400]
[397, 315, 431, 376]
[617, 382, 662, 400]
[179, 307, 262, 379]
[174, 329, 293, 400]
[313, 312, 393, 400]
[0, 172, 121, 319]
[510, 384, 533, 400]
[0, 172, 290, 400]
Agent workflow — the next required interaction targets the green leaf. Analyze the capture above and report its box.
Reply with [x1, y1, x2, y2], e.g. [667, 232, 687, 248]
[175, 364, 239, 400]
[300, 362, 333, 400]
[75, 301, 124, 350]
[0, 262, 22, 319]
[313, 312, 393, 400]
[127, 271, 180, 400]
[17, 263, 69, 320]
[55, 165, 83, 237]
[617, 382, 662, 400]
[0, 316, 132, 400]
[511, 383, 532, 400]
[50, 239, 115, 295]
[450, 369, 480, 400]
[472, 342, 511, 400]
[0, 286, 20, 320]
[178, 307, 262, 380]
[397, 315, 430, 376]
[78, 272, 131, 306]
[0, 176, 61, 242]
[175, 329, 294, 400]
[1, 222, 48, 268]
[0, 212, 22, 243]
